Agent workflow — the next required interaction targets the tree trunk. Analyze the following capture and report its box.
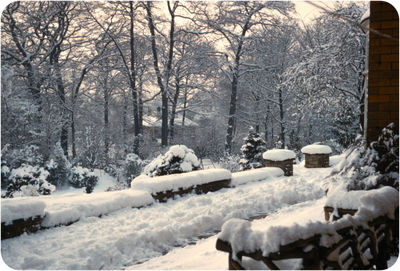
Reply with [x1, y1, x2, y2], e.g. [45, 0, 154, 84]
[122, 91, 128, 155]
[71, 111, 76, 159]
[225, 72, 238, 154]
[144, 1, 176, 147]
[278, 88, 285, 148]
[224, 21, 249, 154]
[129, 1, 140, 154]
[169, 77, 181, 140]
[53, 59, 69, 157]
[104, 87, 109, 164]
[138, 75, 144, 135]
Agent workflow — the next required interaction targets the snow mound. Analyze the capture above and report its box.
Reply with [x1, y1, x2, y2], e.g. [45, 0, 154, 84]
[301, 144, 332, 154]
[326, 186, 399, 219]
[231, 167, 284, 186]
[262, 149, 296, 161]
[131, 168, 231, 194]
[41, 190, 153, 227]
[1, 189, 154, 227]
[1, 198, 46, 225]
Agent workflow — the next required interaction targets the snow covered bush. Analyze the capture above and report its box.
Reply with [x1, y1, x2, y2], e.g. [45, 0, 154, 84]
[69, 166, 99, 193]
[45, 142, 71, 187]
[2, 144, 44, 169]
[219, 154, 241, 173]
[2, 165, 55, 198]
[105, 180, 127, 192]
[142, 145, 201, 177]
[325, 123, 399, 193]
[239, 127, 267, 171]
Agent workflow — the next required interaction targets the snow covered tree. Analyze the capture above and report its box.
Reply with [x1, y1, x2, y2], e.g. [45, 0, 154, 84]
[69, 166, 99, 193]
[143, 145, 201, 177]
[325, 123, 399, 194]
[123, 153, 143, 184]
[283, 3, 367, 148]
[2, 165, 55, 198]
[45, 142, 71, 188]
[239, 127, 267, 170]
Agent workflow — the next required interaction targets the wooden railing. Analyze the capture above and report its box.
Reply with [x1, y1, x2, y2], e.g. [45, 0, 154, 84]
[216, 189, 399, 270]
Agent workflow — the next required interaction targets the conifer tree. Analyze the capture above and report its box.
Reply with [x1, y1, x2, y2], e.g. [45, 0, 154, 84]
[239, 127, 267, 170]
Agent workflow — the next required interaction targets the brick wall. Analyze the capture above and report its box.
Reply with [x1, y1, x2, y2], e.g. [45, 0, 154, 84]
[367, 1, 399, 142]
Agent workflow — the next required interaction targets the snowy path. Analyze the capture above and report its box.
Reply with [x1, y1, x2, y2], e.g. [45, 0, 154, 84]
[2, 164, 332, 270]
[129, 198, 327, 270]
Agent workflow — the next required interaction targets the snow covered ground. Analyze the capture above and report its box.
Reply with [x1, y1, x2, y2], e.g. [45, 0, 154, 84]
[2, 155, 365, 270]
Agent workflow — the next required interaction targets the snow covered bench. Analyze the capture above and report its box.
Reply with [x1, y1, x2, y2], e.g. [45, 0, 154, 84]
[301, 145, 332, 168]
[263, 149, 296, 176]
[131, 169, 232, 202]
[216, 186, 399, 270]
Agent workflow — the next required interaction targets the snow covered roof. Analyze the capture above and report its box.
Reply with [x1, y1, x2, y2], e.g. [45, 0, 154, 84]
[262, 149, 296, 161]
[143, 115, 199, 128]
[301, 144, 332, 154]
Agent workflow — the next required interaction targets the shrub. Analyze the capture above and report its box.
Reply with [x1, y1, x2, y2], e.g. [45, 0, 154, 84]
[219, 154, 241, 173]
[105, 181, 127, 192]
[69, 166, 99, 194]
[143, 145, 200, 177]
[2, 165, 55, 198]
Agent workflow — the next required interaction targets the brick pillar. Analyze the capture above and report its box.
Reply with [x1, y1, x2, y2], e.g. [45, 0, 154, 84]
[367, 1, 399, 143]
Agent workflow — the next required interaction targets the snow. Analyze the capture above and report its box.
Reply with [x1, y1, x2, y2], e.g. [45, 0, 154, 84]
[1, 198, 46, 224]
[132, 199, 326, 270]
[262, 149, 296, 161]
[301, 144, 332, 154]
[1, 189, 153, 228]
[40, 189, 154, 227]
[360, 8, 370, 23]
[143, 145, 201, 177]
[218, 186, 399, 261]
[131, 168, 231, 194]
[1, 162, 332, 270]
[231, 167, 284, 186]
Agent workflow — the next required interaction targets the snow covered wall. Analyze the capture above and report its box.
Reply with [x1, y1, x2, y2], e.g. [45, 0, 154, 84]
[231, 167, 284, 186]
[2, 166, 292, 238]
[1, 189, 154, 238]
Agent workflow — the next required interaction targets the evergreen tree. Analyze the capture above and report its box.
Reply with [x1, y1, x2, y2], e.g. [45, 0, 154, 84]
[45, 142, 71, 187]
[239, 127, 267, 171]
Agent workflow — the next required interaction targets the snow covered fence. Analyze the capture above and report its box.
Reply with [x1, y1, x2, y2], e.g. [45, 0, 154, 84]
[216, 186, 399, 270]
[131, 169, 232, 202]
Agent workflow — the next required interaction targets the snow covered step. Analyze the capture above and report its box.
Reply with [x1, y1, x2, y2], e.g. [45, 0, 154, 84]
[131, 169, 232, 202]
